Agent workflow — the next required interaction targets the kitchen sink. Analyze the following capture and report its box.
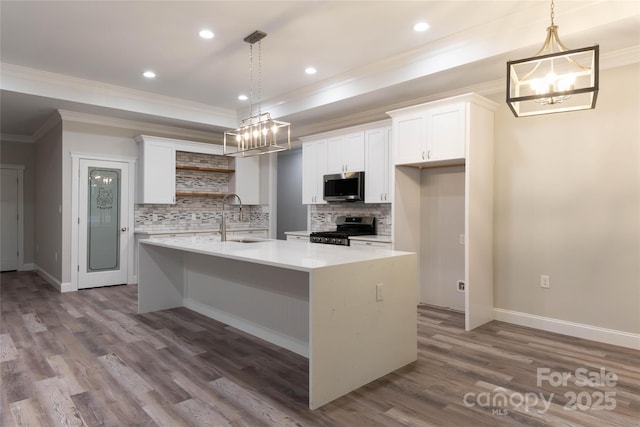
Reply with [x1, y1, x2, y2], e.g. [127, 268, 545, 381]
[229, 238, 269, 243]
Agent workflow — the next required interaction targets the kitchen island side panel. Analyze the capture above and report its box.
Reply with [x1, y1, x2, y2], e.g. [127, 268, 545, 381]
[183, 252, 310, 357]
[308, 253, 417, 409]
[138, 243, 185, 313]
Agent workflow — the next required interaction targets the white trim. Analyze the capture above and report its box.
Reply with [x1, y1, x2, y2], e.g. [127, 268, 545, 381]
[494, 308, 640, 351]
[33, 111, 62, 141]
[59, 110, 224, 144]
[1, 164, 25, 272]
[19, 263, 35, 271]
[184, 298, 309, 358]
[1, 63, 237, 129]
[1, 134, 34, 144]
[70, 153, 136, 292]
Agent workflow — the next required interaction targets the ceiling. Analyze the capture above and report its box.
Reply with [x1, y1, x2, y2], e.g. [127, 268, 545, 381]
[1, 1, 638, 141]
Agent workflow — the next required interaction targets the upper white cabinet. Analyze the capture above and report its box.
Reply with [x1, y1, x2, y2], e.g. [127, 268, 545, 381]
[326, 132, 365, 173]
[230, 156, 260, 205]
[136, 135, 263, 205]
[302, 139, 327, 204]
[364, 127, 392, 203]
[136, 136, 176, 204]
[390, 100, 466, 166]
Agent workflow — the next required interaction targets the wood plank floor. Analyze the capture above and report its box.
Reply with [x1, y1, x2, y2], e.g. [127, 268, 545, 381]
[1, 271, 638, 426]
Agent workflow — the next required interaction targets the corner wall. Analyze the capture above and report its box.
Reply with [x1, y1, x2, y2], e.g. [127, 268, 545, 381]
[34, 120, 63, 282]
[491, 63, 640, 334]
[0, 139, 35, 266]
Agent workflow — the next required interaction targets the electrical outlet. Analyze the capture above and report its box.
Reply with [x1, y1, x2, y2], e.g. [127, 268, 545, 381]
[457, 280, 465, 292]
[540, 275, 550, 289]
[191, 213, 196, 220]
[459, 234, 465, 245]
[376, 283, 384, 302]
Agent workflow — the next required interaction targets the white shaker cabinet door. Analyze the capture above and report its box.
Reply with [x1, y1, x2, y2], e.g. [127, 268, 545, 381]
[302, 140, 327, 204]
[137, 139, 176, 204]
[365, 127, 392, 203]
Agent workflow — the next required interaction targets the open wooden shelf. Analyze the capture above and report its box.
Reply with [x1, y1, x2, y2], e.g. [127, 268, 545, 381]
[175, 192, 227, 198]
[176, 165, 235, 173]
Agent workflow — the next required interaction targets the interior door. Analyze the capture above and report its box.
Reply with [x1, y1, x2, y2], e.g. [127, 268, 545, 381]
[1, 168, 19, 271]
[78, 159, 129, 288]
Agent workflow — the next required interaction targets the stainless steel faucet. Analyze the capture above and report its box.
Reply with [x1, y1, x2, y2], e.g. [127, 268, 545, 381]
[220, 193, 243, 242]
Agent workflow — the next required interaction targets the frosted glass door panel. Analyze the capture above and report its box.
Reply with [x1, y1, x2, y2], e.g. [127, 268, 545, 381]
[87, 168, 120, 272]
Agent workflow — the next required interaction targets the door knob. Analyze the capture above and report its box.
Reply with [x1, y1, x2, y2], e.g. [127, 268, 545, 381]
[121, 227, 128, 232]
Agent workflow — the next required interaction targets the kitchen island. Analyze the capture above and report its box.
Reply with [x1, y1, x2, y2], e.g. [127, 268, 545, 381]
[138, 236, 417, 409]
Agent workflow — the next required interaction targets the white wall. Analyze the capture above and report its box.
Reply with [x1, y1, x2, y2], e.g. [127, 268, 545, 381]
[0, 140, 35, 265]
[60, 121, 139, 283]
[34, 120, 63, 281]
[420, 166, 465, 311]
[491, 63, 640, 334]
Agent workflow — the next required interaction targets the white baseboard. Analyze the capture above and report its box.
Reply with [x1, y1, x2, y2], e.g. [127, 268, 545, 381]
[183, 298, 309, 358]
[35, 265, 62, 292]
[34, 265, 75, 293]
[19, 263, 35, 271]
[494, 308, 640, 351]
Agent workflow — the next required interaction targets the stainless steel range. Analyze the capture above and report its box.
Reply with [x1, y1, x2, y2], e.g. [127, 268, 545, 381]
[309, 216, 375, 246]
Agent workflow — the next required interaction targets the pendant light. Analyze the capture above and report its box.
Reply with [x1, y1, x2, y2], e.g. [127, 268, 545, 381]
[224, 30, 291, 157]
[506, 0, 599, 117]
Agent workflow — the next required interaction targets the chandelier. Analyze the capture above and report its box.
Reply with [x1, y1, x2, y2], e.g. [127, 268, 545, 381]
[506, 0, 599, 117]
[224, 31, 291, 157]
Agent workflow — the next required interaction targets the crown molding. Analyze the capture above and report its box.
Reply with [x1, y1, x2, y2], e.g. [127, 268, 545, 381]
[257, 2, 639, 121]
[1, 133, 35, 144]
[32, 110, 62, 141]
[0, 63, 239, 129]
[57, 109, 223, 144]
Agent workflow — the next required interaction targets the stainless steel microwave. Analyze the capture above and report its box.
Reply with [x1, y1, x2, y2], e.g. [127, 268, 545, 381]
[323, 171, 365, 202]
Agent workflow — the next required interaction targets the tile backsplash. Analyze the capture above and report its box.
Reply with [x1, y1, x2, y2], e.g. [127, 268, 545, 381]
[310, 203, 392, 235]
[135, 151, 268, 232]
[135, 198, 268, 231]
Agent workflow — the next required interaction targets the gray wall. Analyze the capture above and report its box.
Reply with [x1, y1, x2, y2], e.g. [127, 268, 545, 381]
[34, 120, 63, 281]
[0, 139, 35, 266]
[490, 62, 640, 333]
[276, 147, 307, 239]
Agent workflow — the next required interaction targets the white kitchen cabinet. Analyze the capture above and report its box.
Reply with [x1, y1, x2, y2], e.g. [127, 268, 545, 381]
[350, 240, 392, 249]
[390, 101, 466, 166]
[230, 156, 260, 205]
[286, 234, 309, 242]
[392, 111, 426, 165]
[136, 137, 176, 204]
[427, 103, 466, 161]
[364, 127, 392, 203]
[390, 93, 499, 331]
[326, 132, 365, 173]
[302, 140, 327, 204]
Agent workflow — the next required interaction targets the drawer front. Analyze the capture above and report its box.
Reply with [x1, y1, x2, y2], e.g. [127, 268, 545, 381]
[350, 240, 392, 249]
[286, 235, 309, 241]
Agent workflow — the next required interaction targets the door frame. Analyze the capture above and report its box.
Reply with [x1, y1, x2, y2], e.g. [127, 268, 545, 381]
[0, 164, 25, 270]
[70, 153, 136, 292]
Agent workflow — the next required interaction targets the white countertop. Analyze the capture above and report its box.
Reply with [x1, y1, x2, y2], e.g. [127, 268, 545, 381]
[139, 236, 413, 272]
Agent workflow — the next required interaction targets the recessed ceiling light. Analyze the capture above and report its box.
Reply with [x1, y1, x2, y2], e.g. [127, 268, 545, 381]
[305, 67, 317, 75]
[414, 22, 430, 32]
[238, 94, 248, 101]
[199, 29, 214, 39]
[142, 70, 156, 79]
